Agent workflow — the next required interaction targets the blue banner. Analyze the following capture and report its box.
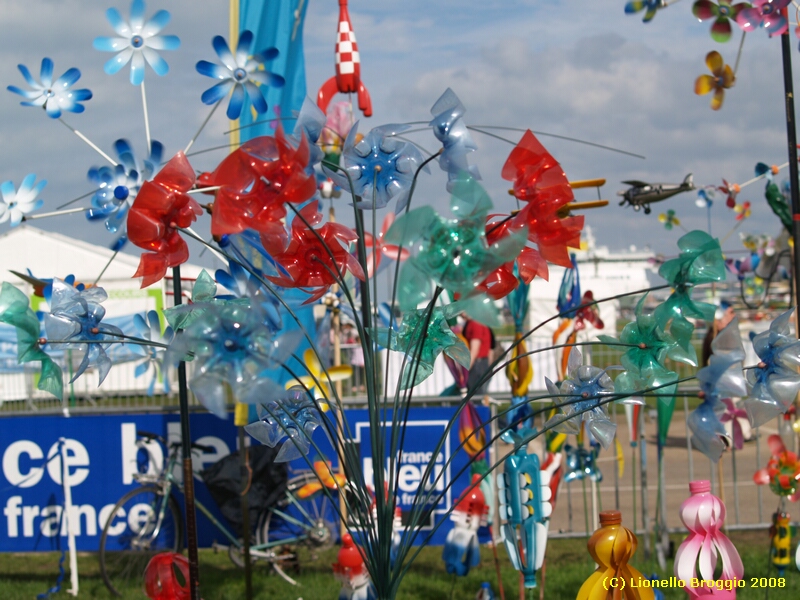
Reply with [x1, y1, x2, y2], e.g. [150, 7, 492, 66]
[0, 407, 485, 551]
[238, 0, 309, 139]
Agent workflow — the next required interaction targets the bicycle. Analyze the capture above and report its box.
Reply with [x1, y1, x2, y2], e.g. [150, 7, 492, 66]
[98, 430, 339, 596]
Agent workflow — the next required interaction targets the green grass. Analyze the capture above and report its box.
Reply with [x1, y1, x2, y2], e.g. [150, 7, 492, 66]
[1, 530, 796, 599]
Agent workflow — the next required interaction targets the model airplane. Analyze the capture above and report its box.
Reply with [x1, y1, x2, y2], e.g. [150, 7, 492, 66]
[618, 174, 695, 214]
[316, 0, 373, 117]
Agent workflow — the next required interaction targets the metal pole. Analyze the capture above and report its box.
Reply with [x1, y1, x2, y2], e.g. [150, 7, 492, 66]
[780, 12, 800, 332]
[172, 265, 200, 600]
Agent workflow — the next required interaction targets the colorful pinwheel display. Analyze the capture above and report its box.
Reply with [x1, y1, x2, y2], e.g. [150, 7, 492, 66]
[7, 58, 92, 118]
[0, 174, 46, 227]
[695, 51, 735, 111]
[196, 31, 284, 120]
[94, 0, 180, 85]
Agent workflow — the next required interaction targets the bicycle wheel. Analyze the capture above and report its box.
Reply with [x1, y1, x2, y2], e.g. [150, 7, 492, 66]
[257, 472, 339, 555]
[99, 485, 183, 597]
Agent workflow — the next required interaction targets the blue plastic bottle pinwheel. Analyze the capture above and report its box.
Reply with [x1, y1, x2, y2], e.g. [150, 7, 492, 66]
[7, 58, 92, 118]
[0, 174, 46, 227]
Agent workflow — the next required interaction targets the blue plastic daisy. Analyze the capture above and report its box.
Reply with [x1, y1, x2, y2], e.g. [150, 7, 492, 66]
[7, 58, 92, 118]
[93, 0, 180, 86]
[196, 30, 284, 120]
[0, 174, 46, 227]
[429, 88, 481, 192]
[132, 310, 173, 396]
[326, 123, 426, 211]
[87, 139, 163, 250]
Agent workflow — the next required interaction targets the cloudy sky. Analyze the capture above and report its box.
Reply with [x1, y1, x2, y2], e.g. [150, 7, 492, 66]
[0, 0, 797, 272]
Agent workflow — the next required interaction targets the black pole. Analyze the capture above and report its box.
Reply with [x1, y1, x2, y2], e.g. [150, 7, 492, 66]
[172, 265, 200, 600]
[780, 16, 800, 326]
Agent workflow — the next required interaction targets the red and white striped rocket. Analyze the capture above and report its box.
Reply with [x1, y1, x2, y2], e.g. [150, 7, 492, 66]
[317, 0, 373, 117]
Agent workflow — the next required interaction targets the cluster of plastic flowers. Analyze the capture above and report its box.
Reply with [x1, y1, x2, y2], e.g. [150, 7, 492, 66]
[753, 434, 800, 500]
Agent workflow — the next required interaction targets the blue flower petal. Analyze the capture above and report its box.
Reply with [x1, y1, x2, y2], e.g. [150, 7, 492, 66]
[54, 67, 81, 88]
[201, 79, 233, 105]
[244, 80, 268, 114]
[93, 36, 130, 52]
[212, 35, 236, 70]
[226, 83, 245, 119]
[148, 34, 180, 51]
[106, 7, 130, 36]
[39, 58, 53, 88]
[196, 60, 230, 80]
[104, 49, 133, 75]
[235, 30, 254, 65]
[17, 64, 37, 87]
[142, 47, 169, 76]
[129, 51, 145, 85]
[130, 0, 146, 30]
[142, 9, 171, 37]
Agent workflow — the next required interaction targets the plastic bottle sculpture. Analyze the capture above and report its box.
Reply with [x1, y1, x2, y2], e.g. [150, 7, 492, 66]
[674, 481, 743, 598]
[143, 552, 190, 600]
[497, 439, 552, 588]
[770, 512, 793, 576]
[577, 510, 654, 600]
[333, 534, 376, 600]
[443, 473, 488, 576]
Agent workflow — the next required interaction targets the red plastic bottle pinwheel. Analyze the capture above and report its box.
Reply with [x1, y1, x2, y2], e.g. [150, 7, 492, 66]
[477, 215, 547, 300]
[502, 130, 583, 269]
[269, 201, 365, 303]
[204, 129, 317, 253]
[128, 152, 202, 288]
[362, 213, 409, 277]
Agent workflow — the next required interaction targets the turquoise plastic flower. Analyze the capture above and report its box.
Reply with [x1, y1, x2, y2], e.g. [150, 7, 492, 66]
[93, 0, 180, 85]
[384, 175, 528, 310]
[654, 230, 726, 354]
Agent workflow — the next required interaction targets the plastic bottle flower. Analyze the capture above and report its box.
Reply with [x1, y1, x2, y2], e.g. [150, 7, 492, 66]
[744, 308, 800, 426]
[695, 51, 735, 111]
[692, 1, 750, 42]
[384, 175, 528, 310]
[206, 130, 317, 253]
[166, 301, 292, 418]
[87, 139, 164, 250]
[0, 174, 45, 227]
[196, 31, 284, 120]
[43, 279, 123, 386]
[267, 201, 364, 304]
[753, 434, 800, 500]
[600, 294, 695, 401]
[128, 151, 203, 288]
[625, 0, 667, 23]
[562, 444, 603, 483]
[736, 0, 790, 35]
[370, 304, 470, 389]
[544, 348, 617, 448]
[734, 200, 751, 220]
[325, 123, 426, 211]
[429, 88, 480, 191]
[478, 218, 547, 301]
[0, 282, 62, 399]
[93, 0, 180, 86]
[245, 386, 322, 462]
[658, 209, 680, 230]
[653, 230, 726, 355]
[719, 398, 749, 449]
[7, 58, 92, 118]
[132, 310, 173, 396]
[502, 130, 582, 272]
[695, 186, 715, 209]
[688, 318, 747, 462]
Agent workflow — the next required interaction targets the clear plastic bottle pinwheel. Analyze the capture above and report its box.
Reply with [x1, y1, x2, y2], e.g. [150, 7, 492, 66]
[196, 30, 284, 120]
[693, 1, 750, 43]
[0, 174, 45, 227]
[383, 175, 528, 310]
[562, 444, 603, 483]
[600, 294, 696, 402]
[429, 88, 480, 191]
[43, 279, 123, 386]
[325, 122, 426, 211]
[0, 282, 62, 399]
[544, 348, 617, 449]
[93, 0, 180, 85]
[7, 58, 92, 118]
[245, 386, 323, 462]
[744, 308, 800, 427]
[165, 300, 295, 419]
[625, 0, 667, 23]
[736, 0, 791, 36]
[653, 230, 726, 357]
[688, 318, 747, 462]
[132, 309, 173, 396]
[86, 139, 164, 250]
